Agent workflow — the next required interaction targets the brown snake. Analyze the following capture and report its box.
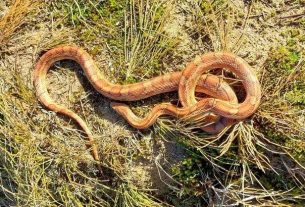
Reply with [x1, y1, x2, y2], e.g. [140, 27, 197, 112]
[33, 45, 261, 162]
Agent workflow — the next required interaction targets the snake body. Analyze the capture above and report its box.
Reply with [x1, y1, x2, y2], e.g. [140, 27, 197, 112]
[33, 45, 261, 161]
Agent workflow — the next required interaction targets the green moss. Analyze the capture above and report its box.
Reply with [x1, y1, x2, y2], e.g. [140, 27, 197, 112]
[199, 0, 228, 14]
[258, 171, 305, 205]
[298, 18, 305, 28]
[285, 139, 305, 162]
[284, 83, 305, 105]
[264, 129, 288, 145]
[264, 125, 305, 163]
[268, 28, 305, 106]
[263, 32, 305, 112]
[171, 155, 204, 195]
[200, 1, 212, 13]
[295, 0, 305, 5]
[259, 172, 296, 190]
[267, 46, 300, 74]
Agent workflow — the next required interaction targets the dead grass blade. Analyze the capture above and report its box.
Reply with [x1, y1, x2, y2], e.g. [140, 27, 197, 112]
[0, 0, 39, 45]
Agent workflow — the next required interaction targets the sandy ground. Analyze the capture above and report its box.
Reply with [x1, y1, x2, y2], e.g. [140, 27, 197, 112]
[1, 0, 305, 206]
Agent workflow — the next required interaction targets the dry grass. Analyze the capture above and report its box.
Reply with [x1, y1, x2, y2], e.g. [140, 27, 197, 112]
[0, 0, 305, 206]
[0, 0, 39, 46]
[152, 0, 305, 205]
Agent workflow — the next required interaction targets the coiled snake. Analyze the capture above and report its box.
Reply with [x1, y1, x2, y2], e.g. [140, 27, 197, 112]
[33, 45, 261, 162]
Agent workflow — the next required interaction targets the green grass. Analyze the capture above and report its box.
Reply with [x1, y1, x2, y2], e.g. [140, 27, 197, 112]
[0, 0, 305, 206]
[49, 0, 179, 84]
[153, 0, 305, 205]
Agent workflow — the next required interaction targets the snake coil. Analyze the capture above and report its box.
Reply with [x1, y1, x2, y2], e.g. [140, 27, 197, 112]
[33, 45, 261, 162]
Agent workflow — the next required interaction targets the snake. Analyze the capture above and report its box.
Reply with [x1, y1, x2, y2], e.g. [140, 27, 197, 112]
[33, 45, 261, 162]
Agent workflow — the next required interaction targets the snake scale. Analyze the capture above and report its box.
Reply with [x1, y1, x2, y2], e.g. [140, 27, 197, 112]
[33, 45, 261, 162]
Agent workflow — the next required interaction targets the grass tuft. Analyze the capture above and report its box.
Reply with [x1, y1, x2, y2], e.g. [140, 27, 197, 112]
[1, 0, 305, 206]
[0, 0, 39, 46]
